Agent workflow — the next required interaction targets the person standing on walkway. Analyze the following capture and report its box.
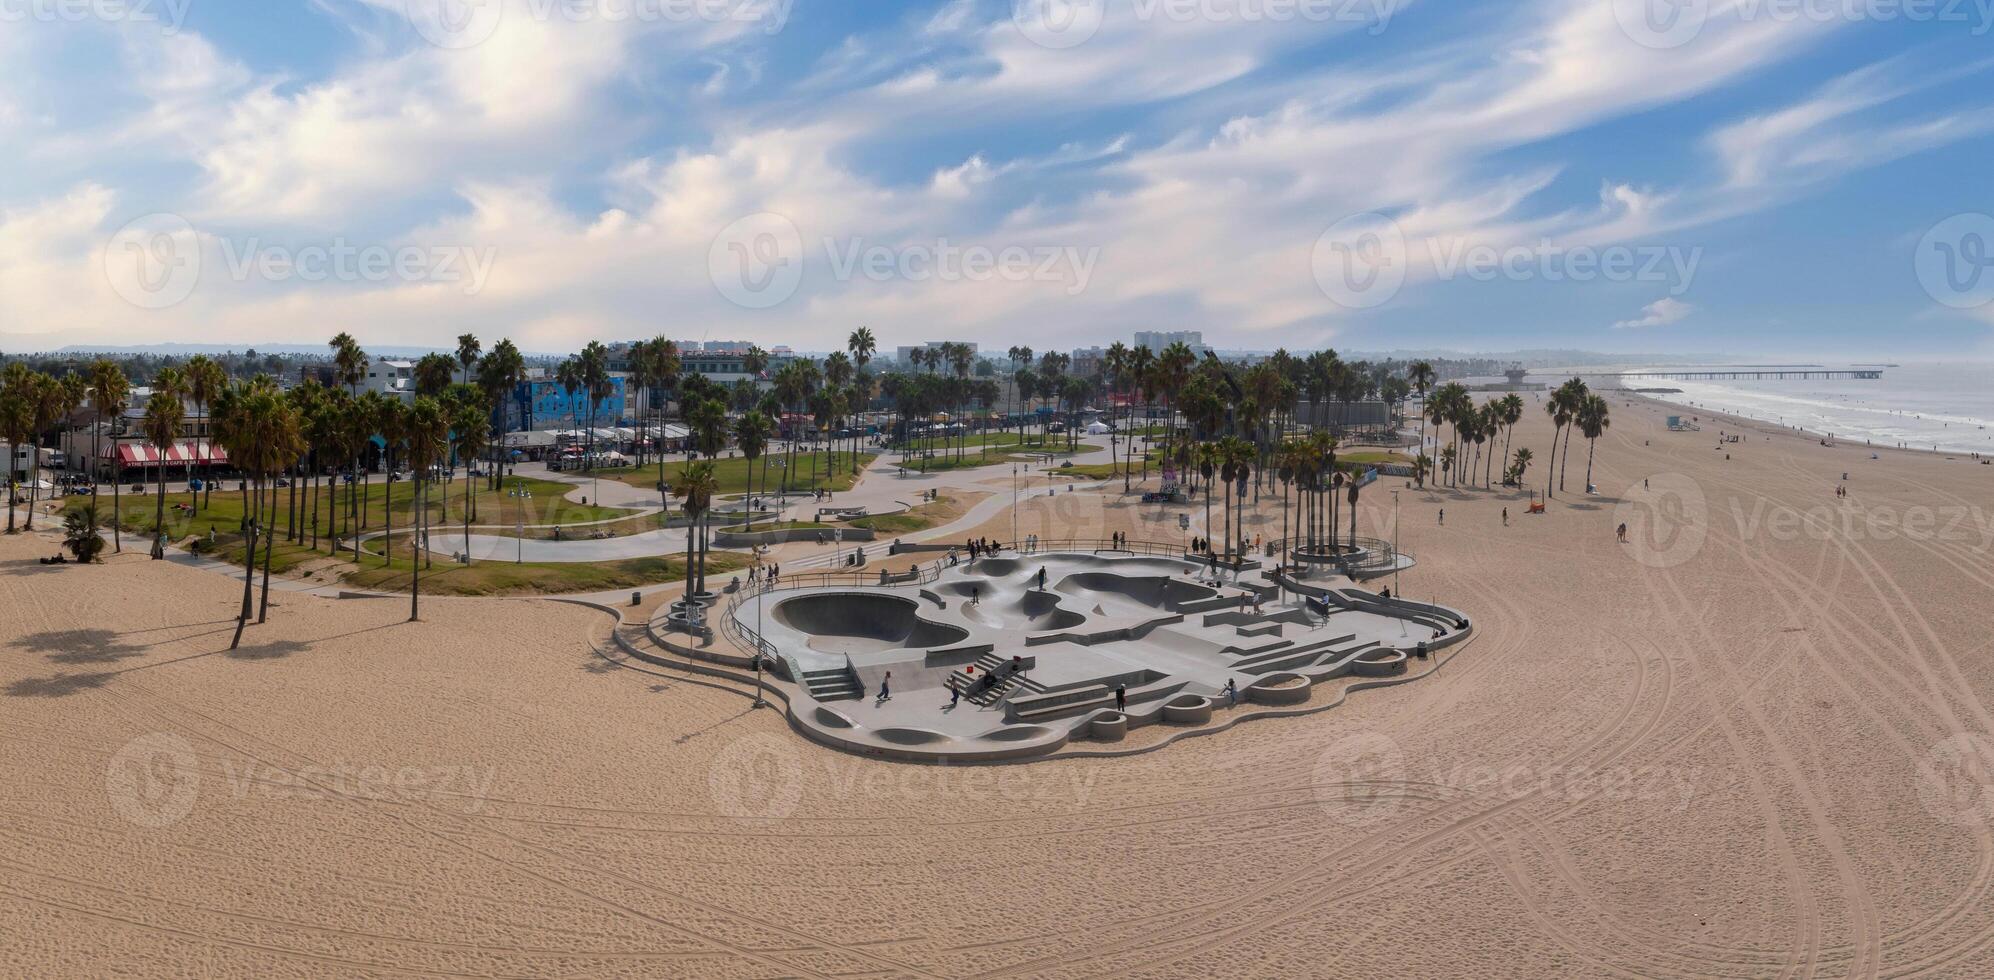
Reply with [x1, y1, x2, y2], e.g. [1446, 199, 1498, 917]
[877, 671, 892, 703]
[1114, 684, 1127, 712]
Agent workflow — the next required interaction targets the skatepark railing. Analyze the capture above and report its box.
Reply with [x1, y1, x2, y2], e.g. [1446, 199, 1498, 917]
[1006, 537, 1185, 558]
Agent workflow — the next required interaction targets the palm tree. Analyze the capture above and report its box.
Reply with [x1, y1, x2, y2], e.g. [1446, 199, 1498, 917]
[413, 353, 456, 399]
[455, 333, 482, 386]
[671, 460, 720, 607]
[733, 411, 774, 532]
[141, 389, 182, 558]
[185, 354, 226, 512]
[1498, 393, 1524, 485]
[1510, 446, 1535, 486]
[1557, 378, 1590, 492]
[449, 388, 489, 561]
[373, 397, 408, 568]
[216, 380, 304, 646]
[1578, 394, 1611, 493]
[476, 339, 526, 490]
[1545, 381, 1581, 498]
[1407, 360, 1435, 454]
[402, 396, 449, 621]
[86, 360, 130, 551]
[63, 504, 106, 563]
[0, 379, 28, 535]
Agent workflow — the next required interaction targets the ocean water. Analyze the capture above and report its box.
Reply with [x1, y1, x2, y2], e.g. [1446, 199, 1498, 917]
[1631, 362, 1994, 455]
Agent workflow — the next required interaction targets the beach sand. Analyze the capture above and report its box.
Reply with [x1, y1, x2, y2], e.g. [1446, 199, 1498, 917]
[6, 393, 1994, 977]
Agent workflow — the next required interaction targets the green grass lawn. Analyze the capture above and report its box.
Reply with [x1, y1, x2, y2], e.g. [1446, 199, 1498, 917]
[342, 551, 750, 597]
[594, 452, 876, 497]
[62, 478, 685, 596]
[75, 476, 632, 543]
[1337, 450, 1415, 467]
[847, 494, 966, 536]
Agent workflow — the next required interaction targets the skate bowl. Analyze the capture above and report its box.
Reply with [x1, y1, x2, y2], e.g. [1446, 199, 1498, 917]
[723, 550, 1473, 763]
[771, 593, 969, 654]
[1054, 572, 1216, 612]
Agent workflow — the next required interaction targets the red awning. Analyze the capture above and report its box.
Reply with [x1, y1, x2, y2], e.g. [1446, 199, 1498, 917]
[113, 441, 228, 466]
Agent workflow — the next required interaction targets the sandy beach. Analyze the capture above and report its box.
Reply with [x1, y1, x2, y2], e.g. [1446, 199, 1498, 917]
[7, 393, 1994, 977]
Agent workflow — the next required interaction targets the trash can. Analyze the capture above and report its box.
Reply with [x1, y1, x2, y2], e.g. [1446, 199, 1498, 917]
[631, 591, 642, 607]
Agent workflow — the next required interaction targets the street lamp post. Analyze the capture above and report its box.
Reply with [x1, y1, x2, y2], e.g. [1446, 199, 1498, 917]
[752, 551, 768, 708]
[1011, 463, 1018, 549]
[509, 483, 531, 564]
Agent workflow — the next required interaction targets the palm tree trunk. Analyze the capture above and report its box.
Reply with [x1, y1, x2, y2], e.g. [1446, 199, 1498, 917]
[409, 478, 423, 622]
[229, 487, 256, 650]
[152, 460, 166, 558]
[1546, 423, 1560, 498]
[1585, 437, 1597, 492]
[258, 480, 276, 623]
[1559, 424, 1574, 491]
[111, 455, 123, 551]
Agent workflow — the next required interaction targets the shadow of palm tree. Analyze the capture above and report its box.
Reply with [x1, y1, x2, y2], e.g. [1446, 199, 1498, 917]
[226, 639, 312, 661]
[5, 672, 114, 698]
[12, 629, 149, 666]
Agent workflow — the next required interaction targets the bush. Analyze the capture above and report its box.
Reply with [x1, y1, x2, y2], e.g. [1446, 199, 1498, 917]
[63, 505, 106, 563]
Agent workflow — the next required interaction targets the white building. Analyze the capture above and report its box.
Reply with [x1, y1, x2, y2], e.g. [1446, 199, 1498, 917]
[362, 357, 414, 398]
[1132, 330, 1206, 353]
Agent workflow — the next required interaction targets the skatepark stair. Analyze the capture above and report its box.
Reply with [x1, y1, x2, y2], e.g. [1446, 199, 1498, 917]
[803, 666, 863, 702]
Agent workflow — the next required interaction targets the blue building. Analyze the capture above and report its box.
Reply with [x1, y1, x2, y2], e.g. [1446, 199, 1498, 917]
[515, 376, 628, 431]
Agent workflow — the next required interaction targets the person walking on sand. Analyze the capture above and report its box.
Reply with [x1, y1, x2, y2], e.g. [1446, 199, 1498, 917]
[1502, 507, 1508, 527]
[1438, 508, 1444, 526]
[877, 671, 892, 703]
[1617, 522, 1629, 543]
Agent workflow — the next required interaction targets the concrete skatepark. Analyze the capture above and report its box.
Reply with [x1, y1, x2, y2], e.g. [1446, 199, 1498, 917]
[678, 548, 1473, 762]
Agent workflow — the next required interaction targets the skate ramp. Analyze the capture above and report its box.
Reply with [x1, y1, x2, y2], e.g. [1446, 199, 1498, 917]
[1054, 572, 1217, 612]
[772, 593, 970, 654]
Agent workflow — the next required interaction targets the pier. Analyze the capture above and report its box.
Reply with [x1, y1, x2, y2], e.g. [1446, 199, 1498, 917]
[1571, 365, 1884, 381]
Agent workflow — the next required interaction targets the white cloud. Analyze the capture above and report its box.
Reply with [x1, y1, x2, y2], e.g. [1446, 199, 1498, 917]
[1614, 297, 1694, 329]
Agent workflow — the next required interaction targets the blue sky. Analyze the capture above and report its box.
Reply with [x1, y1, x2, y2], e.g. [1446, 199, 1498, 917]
[3, 0, 1992, 357]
